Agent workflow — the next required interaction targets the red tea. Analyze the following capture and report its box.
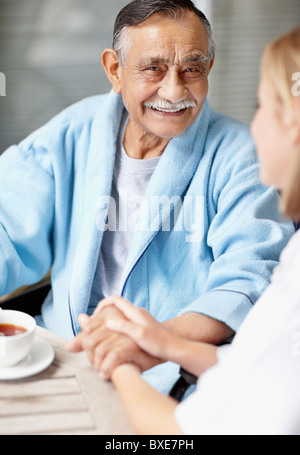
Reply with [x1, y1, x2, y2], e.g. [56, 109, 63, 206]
[0, 324, 27, 336]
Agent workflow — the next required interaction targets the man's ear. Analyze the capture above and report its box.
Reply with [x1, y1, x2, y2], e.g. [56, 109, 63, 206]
[102, 49, 122, 94]
[207, 57, 214, 75]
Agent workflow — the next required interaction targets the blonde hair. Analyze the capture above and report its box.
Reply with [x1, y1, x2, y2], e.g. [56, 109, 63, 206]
[262, 27, 300, 220]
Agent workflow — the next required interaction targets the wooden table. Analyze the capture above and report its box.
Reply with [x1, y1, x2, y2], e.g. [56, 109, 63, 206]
[0, 327, 135, 435]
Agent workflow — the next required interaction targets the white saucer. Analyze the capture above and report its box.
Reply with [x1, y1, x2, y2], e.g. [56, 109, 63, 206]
[0, 336, 55, 380]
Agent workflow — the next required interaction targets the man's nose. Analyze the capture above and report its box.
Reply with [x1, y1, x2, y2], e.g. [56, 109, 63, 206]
[158, 70, 188, 104]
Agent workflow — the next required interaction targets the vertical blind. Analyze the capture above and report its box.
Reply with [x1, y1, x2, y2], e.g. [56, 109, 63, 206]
[208, 0, 300, 125]
[0, 0, 299, 153]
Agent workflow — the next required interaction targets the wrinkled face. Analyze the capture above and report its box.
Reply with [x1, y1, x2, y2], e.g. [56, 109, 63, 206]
[114, 11, 213, 139]
[251, 76, 296, 190]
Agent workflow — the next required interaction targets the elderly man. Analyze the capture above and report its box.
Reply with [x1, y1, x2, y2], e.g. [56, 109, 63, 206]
[0, 0, 294, 394]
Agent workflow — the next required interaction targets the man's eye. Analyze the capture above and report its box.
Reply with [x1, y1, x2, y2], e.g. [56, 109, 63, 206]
[185, 66, 205, 73]
[183, 66, 206, 78]
[142, 67, 165, 78]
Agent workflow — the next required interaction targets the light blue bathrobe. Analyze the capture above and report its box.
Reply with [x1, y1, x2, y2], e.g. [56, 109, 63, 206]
[0, 90, 294, 393]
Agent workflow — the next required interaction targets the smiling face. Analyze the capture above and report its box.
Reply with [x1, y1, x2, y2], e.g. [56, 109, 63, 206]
[103, 11, 213, 142]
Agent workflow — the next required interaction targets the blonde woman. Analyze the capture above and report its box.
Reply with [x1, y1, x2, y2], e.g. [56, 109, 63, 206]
[77, 27, 300, 435]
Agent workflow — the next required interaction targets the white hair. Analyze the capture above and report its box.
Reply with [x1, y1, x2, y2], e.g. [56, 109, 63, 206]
[113, 1, 216, 68]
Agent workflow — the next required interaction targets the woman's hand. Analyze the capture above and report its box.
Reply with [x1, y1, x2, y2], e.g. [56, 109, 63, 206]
[96, 295, 178, 361]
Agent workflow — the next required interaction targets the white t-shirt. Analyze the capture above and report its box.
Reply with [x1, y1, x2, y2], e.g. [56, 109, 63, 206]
[97, 113, 160, 299]
[175, 229, 300, 435]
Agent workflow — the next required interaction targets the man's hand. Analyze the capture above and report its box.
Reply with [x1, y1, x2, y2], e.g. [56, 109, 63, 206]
[65, 301, 161, 380]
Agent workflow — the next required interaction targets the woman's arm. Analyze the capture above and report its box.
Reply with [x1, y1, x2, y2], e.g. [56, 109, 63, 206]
[160, 335, 218, 377]
[112, 363, 183, 435]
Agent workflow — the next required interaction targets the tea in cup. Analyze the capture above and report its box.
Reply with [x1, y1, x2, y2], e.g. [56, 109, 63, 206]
[0, 310, 36, 367]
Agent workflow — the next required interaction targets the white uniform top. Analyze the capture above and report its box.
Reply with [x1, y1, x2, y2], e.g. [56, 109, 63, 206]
[176, 230, 300, 435]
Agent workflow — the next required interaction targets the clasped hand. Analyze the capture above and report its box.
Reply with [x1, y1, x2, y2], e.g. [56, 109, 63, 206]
[65, 296, 172, 380]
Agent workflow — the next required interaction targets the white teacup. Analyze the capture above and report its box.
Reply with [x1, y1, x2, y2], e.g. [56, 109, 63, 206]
[0, 310, 36, 367]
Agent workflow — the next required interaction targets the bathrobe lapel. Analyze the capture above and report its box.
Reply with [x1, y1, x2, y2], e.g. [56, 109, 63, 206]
[69, 92, 124, 324]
